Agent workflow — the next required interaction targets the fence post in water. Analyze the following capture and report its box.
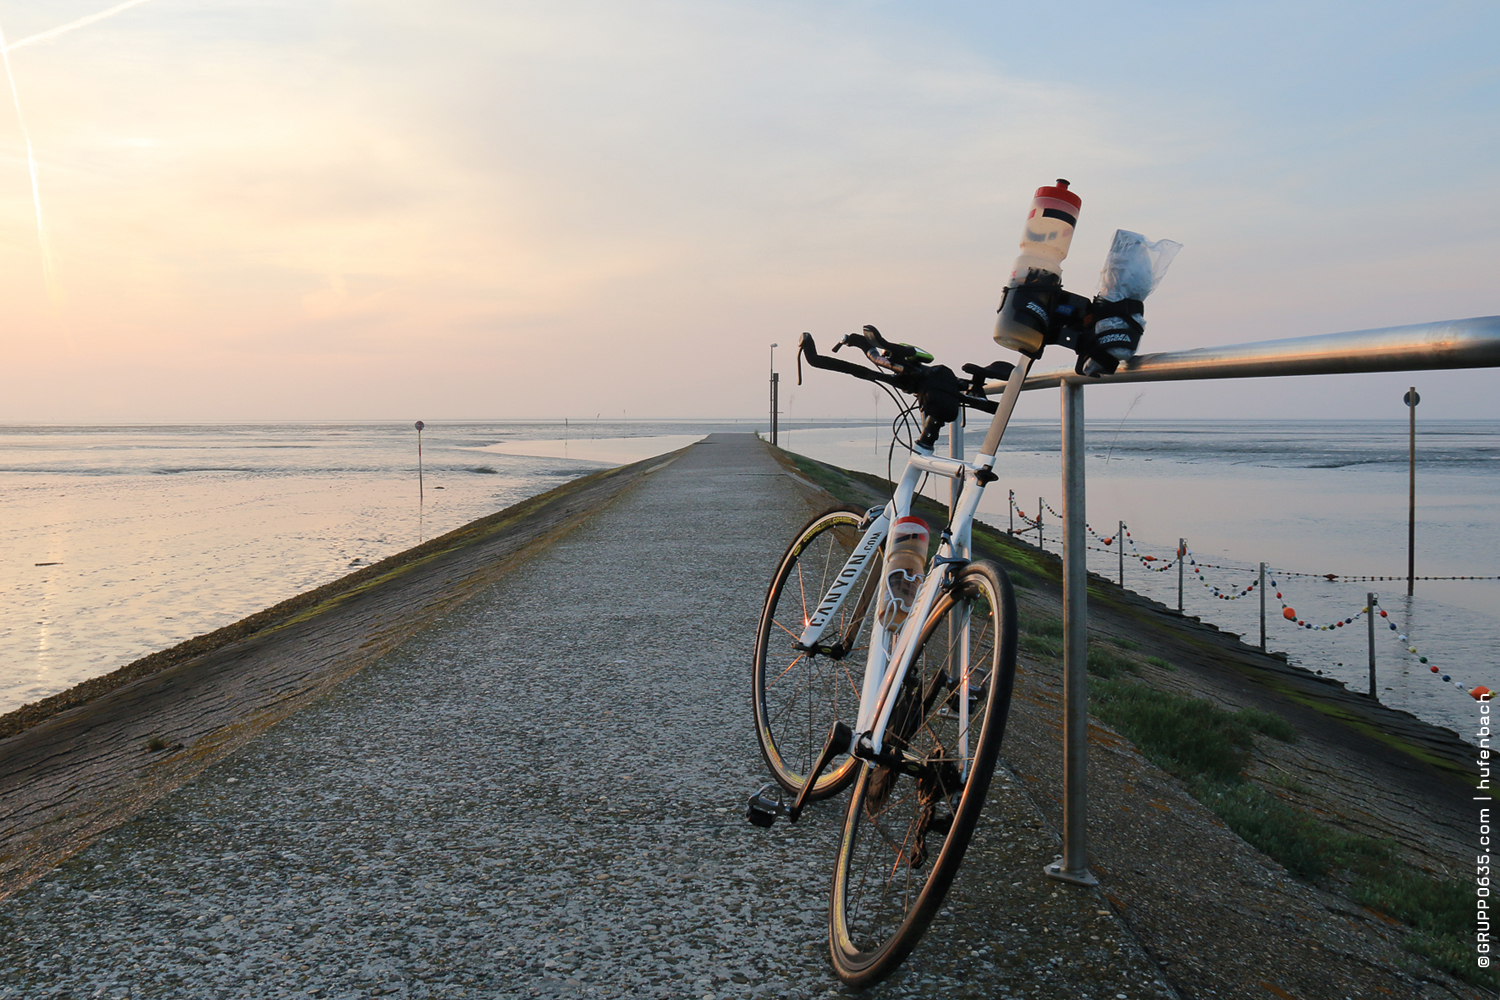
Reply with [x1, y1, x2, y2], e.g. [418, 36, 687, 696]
[1118, 520, 1124, 586]
[1047, 379, 1095, 886]
[1038, 496, 1045, 551]
[1368, 592, 1378, 699]
[1009, 490, 1014, 535]
[1259, 562, 1267, 650]
[1177, 538, 1185, 613]
[414, 420, 425, 503]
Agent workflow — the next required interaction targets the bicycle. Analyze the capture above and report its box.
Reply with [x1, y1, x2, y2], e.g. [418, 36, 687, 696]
[746, 314, 1113, 985]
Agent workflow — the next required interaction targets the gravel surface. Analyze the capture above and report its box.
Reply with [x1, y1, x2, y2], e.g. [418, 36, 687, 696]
[0, 435, 1175, 999]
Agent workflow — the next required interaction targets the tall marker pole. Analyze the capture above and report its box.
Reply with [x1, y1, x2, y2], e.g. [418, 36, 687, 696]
[1405, 387, 1419, 595]
[415, 420, 425, 504]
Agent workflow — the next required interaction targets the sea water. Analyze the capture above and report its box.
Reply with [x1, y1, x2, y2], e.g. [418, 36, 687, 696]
[0, 420, 760, 714]
[2, 419, 1494, 745]
[780, 419, 1500, 744]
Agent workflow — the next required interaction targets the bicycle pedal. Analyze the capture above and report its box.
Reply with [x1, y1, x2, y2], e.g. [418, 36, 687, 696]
[746, 783, 785, 828]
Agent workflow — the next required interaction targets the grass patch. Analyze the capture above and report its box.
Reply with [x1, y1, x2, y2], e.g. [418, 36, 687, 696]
[786, 452, 865, 500]
[1020, 635, 1062, 658]
[1108, 635, 1140, 651]
[1143, 655, 1175, 671]
[1022, 615, 1063, 639]
[1087, 647, 1139, 680]
[1191, 780, 1386, 879]
[1263, 770, 1309, 794]
[1091, 679, 1261, 781]
[1018, 615, 1063, 659]
[1236, 706, 1298, 743]
[1094, 677, 1490, 988]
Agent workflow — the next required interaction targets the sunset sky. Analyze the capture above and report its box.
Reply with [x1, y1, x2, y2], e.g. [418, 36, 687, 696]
[0, 0, 1495, 422]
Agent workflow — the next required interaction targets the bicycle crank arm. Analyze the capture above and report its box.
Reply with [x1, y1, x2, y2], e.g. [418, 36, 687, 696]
[786, 721, 853, 822]
[745, 721, 854, 829]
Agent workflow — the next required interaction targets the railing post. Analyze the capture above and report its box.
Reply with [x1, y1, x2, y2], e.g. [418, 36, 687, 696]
[1259, 562, 1267, 650]
[1009, 489, 1015, 535]
[1177, 538, 1185, 613]
[1046, 379, 1095, 886]
[1038, 496, 1045, 551]
[1368, 592, 1378, 699]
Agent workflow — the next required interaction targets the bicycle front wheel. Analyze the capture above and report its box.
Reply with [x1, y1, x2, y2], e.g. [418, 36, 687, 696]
[828, 559, 1017, 986]
[753, 506, 881, 799]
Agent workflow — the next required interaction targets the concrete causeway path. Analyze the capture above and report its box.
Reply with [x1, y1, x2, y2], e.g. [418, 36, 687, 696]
[0, 435, 1174, 999]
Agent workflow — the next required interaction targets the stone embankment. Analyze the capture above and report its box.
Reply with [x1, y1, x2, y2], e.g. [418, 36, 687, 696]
[0, 434, 1487, 999]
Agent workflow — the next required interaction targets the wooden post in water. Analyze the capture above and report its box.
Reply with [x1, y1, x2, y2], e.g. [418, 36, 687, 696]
[1367, 592, 1378, 698]
[1009, 490, 1014, 535]
[1037, 497, 1045, 551]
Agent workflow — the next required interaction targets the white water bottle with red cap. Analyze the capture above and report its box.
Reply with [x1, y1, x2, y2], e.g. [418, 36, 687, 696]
[879, 516, 930, 628]
[993, 179, 1083, 355]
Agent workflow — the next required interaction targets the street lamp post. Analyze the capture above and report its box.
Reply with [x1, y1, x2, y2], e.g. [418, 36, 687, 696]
[769, 343, 779, 446]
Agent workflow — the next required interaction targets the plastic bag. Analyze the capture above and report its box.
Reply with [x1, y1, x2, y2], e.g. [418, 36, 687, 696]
[1096, 230, 1182, 302]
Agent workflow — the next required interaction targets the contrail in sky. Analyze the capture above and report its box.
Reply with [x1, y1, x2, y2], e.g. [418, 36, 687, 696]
[0, 19, 58, 303]
[0, 0, 156, 303]
[5, 0, 156, 53]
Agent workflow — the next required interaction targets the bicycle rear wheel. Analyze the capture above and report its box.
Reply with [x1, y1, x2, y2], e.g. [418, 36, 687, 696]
[753, 506, 882, 799]
[828, 559, 1017, 986]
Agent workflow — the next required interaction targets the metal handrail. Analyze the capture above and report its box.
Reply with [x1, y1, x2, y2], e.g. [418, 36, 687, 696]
[997, 315, 1500, 391]
[992, 312, 1500, 886]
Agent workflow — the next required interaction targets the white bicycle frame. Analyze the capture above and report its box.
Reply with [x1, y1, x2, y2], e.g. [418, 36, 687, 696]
[794, 356, 1033, 768]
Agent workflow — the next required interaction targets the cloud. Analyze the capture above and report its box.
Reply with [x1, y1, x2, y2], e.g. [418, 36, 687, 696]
[0, 0, 1493, 420]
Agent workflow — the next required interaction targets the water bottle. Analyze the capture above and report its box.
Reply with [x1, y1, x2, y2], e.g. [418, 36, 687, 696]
[879, 516, 930, 628]
[993, 179, 1083, 355]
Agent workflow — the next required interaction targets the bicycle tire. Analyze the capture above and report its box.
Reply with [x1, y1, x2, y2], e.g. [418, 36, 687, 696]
[828, 558, 1018, 986]
[753, 505, 882, 799]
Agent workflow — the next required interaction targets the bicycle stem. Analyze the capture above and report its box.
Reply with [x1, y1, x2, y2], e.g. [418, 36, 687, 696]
[976, 354, 1033, 462]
